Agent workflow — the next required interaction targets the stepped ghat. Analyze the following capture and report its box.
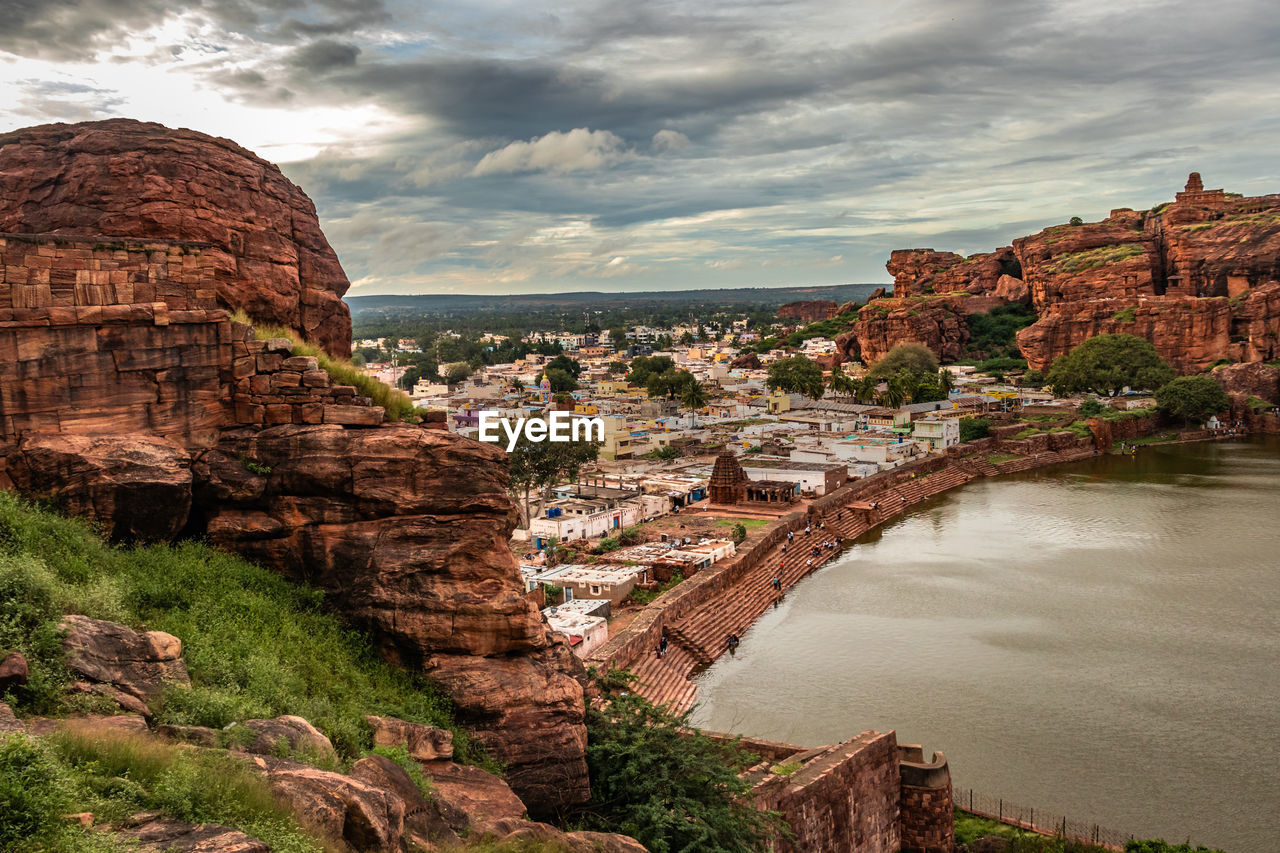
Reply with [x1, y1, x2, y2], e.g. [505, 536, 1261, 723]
[587, 436, 1112, 852]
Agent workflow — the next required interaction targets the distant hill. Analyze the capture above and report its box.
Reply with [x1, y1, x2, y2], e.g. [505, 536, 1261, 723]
[345, 283, 883, 316]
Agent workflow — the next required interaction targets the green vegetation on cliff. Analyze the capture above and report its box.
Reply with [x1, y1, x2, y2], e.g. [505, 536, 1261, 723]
[964, 302, 1037, 360]
[232, 311, 418, 422]
[0, 493, 484, 764]
[1045, 243, 1146, 275]
[578, 669, 789, 852]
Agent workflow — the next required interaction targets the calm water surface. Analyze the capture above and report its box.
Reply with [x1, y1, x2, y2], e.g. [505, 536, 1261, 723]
[691, 438, 1280, 852]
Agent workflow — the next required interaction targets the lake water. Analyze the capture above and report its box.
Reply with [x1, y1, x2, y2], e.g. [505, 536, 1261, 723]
[690, 437, 1280, 852]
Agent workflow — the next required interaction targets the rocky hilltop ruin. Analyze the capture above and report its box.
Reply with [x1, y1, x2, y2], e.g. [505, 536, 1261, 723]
[0, 119, 353, 356]
[835, 173, 1280, 372]
[0, 120, 587, 815]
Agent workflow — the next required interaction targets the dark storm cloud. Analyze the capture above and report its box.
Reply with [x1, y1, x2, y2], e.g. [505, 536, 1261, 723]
[6, 0, 1279, 292]
[288, 40, 361, 72]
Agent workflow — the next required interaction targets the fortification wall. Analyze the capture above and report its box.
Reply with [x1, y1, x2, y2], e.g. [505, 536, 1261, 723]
[0, 233, 230, 448]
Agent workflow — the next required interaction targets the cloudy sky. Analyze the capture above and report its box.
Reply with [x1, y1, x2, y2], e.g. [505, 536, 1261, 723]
[2, 0, 1278, 295]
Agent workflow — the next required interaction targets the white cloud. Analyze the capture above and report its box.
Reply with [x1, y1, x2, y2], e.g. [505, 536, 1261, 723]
[652, 129, 690, 152]
[472, 128, 627, 176]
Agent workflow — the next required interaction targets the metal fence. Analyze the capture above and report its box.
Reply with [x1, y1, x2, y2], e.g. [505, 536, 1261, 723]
[955, 785, 1136, 850]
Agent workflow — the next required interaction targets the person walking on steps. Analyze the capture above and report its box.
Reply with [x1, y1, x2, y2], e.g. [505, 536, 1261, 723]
[659, 633, 668, 658]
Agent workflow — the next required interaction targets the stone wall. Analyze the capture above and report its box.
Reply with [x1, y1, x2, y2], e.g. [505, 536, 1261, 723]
[899, 746, 954, 853]
[228, 328, 383, 428]
[0, 233, 230, 448]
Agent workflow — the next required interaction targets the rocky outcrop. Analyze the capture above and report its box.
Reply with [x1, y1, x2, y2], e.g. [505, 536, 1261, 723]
[366, 714, 454, 761]
[240, 715, 337, 762]
[115, 816, 270, 853]
[873, 176, 1280, 371]
[778, 300, 837, 324]
[257, 757, 407, 852]
[0, 700, 21, 732]
[0, 119, 351, 356]
[0, 651, 28, 693]
[1016, 296, 1235, 373]
[59, 615, 189, 706]
[196, 424, 590, 814]
[887, 247, 1015, 298]
[13, 434, 192, 541]
[835, 294, 1003, 365]
[730, 351, 762, 370]
[1214, 361, 1280, 403]
[0, 121, 591, 819]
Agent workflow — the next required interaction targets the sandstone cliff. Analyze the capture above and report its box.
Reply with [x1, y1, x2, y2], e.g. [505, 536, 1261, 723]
[840, 174, 1280, 372]
[0, 122, 590, 815]
[0, 119, 352, 356]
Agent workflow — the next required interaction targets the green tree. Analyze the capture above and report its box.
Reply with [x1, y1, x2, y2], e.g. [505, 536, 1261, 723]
[1155, 375, 1229, 426]
[541, 367, 579, 393]
[679, 380, 709, 411]
[578, 669, 789, 852]
[868, 343, 938, 379]
[628, 355, 676, 387]
[729, 523, 748, 544]
[500, 427, 600, 525]
[766, 355, 825, 399]
[607, 360, 628, 376]
[827, 363, 859, 397]
[937, 368, 955, 394]
[609, 327, 630, 348]
[545, 353, 583, 378]
[645, 445, 682, 462]
[855, 376, 880, 402]
[958, 417, 990, 442]
[647, 368, 698, 400]
[877, 374, 906, 409]
[443, 362, 471, 386]
[1046, 334, 1176, 396]
[1079, 396, 1105, 417]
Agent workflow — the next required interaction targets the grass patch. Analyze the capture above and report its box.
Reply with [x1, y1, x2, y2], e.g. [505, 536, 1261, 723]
[628, 573, 685, 606]
[1045, 243, 1145, 275]
[1114, 432, 1177, 448]
[987, 453, 1024, 463]
[0, 728, 334, 853]
[1112, 306, 1137, 323]
[0, 492, 491, 770]
[231, 311, 417, 422]
[715, 518, 771, 531]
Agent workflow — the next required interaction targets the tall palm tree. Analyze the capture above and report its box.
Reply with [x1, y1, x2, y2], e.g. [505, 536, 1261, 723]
[679, 380, 709, 411]
[856, 376, 880, 403]
[878, 375, 907, 409]
[938, 368, 955, 395]
[827, 364, 859, 398]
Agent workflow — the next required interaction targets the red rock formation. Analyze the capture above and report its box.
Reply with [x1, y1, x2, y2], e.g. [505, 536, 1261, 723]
[835, 294, 1002, 365]
[876, 176, 1280, 372]
[887, 247, 1015, 297]
[778, 300, 837, 324]
[1214, 361, 1280, 403]
[1016, 297, 1235, 373]
[0, 119, 351, 356]
[195, 424, 589, 814]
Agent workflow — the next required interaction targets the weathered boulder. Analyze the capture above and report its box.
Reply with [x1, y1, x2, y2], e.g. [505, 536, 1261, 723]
[349, 754, 461, 845]
[0, 119, 352, 356]
[0, 651, 28, 693]
[472, 817, 650, 853]
[24, 713, 150, 737]
[366, 714, 454, 761]
[1214, 361, 1280, 404]
[12, 434, 192, 541]
[59, 615, 189, 704]
[196, 424, 590, 815]
[239, 715, 337, 762]
[730, 351, 762, 370]
[255, 756, 406, 853]
[993, 274, 1030, 305]
[887, 248, 1013, 297]
[419, 759, 528, 829]
[115, 815, 270, 853]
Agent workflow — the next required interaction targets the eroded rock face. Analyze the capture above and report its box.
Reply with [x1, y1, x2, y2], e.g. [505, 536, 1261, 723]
[366, 714, 454, 761]
[0, 119, 351, 356]
[256, 757, 406, 853]
[240, 715, 337, 762]
[1214, 361, 1280, 403]
[871, 177, 1280, 371]
[835, 294, 1002, 365]
[116, 816, 270, 853]
[195, 424, 590, 815]
[59, 615, 189, 705]
[12, 434, 192, 541]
